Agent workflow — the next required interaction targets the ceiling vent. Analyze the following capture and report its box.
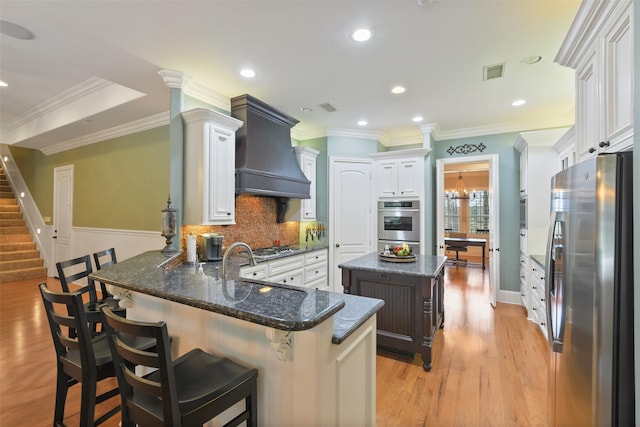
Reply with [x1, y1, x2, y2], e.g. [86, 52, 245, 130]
[319, 102, 337, 112]
[483, 63, 506, 81]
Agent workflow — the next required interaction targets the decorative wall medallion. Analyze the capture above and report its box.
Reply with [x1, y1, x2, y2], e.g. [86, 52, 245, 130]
[447, 143, 486, 156]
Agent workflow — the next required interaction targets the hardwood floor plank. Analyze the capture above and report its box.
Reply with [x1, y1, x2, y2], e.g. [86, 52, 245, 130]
[1, 264, 548, 426]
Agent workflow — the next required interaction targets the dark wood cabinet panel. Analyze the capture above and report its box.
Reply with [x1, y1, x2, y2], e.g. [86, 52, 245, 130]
[342, 267, 445, 371]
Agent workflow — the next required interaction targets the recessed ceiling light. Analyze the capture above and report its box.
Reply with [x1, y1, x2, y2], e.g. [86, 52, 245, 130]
[0, 80, 7, 87]
[357, 120, 368, 126]
[351, 28, 372, 42]
[512, 99, 526, 107]
[391, 86, 406, 94]
[412, 116, 424, 122]
[300, 107, 313, 113]
[240, 68, 256, 78]
[521, 55, 543, 65]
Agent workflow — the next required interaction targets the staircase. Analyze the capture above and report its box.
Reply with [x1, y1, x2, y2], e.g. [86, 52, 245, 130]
[0, 167, 47, 283]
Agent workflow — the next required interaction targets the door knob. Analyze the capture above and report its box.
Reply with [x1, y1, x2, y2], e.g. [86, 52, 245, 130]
[335, 243, 340, 248]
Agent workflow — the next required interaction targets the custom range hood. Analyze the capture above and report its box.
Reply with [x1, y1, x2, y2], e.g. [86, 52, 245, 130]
[231, 94, 311, 201]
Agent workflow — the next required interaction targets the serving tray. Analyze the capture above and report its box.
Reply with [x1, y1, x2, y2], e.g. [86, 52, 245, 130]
[378, 253, 416, 263]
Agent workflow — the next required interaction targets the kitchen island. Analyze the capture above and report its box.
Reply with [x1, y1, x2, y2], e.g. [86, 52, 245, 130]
[91, 250, 383, 427]
[339, 253, 447, 371]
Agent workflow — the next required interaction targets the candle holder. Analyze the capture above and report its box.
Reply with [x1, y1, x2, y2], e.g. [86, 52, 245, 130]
[160, 196, 178, 254]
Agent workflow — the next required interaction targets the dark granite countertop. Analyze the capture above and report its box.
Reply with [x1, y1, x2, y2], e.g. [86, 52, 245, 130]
[332, 293, 384, 344]
[338, 253, 447, 278]
[530, 254, 546, 268]
[91, 250, 383, 343]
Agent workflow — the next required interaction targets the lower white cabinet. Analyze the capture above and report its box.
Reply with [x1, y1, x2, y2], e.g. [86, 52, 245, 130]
[529, 258, 547, 341]
[268, 255, 305, 287]
[519, 254, 528, 309]
[239, 249, 329, 290]
[239, 263, 268, 281]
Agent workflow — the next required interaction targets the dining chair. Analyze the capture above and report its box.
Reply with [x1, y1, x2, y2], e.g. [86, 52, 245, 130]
[56, 254, 125, 336]
[101, 306, 259, 427]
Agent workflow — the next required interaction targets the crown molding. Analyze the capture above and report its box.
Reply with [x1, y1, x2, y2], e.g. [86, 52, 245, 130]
[41, 111, 169, 156]
[432, 116, 574, 141]
[326, 128, 384, 141]
[158, 69, 192, 89]
[291, 127, 327, 141]
[552, 126, 576, 153]
[554, 0, 615, 68]
[183, 81, 231, 112]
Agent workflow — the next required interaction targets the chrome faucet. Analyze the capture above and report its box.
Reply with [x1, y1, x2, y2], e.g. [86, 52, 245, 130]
[222, 242, 256, 279]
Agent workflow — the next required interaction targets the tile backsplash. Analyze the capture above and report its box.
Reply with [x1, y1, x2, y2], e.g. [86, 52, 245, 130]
[182, 194, 300, 250]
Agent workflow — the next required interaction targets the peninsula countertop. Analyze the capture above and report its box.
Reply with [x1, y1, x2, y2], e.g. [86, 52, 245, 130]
[90, 250, 383, 342]
[338, 252, 448, 277]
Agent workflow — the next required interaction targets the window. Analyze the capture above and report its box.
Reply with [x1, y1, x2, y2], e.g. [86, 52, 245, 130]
[444, 191, 490, 234]
[444, 197, 460, 232]
[469, 191, 489, 233]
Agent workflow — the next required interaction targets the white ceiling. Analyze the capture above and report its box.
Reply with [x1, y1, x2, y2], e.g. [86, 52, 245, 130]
[0, 0, 580, 154]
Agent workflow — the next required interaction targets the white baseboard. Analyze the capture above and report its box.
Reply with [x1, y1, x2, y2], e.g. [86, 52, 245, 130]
[497, 289, 522, 305]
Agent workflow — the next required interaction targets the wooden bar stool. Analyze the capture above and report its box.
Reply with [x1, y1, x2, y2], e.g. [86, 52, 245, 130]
[101, 306, 259, 426]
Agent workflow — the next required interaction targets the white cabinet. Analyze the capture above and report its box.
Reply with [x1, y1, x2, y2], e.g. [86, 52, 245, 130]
[239, 249, 329, 290]
[268, 254, 305, 287]
[553, 126, 576, 171]
[519, 254, 528, 309]
[370, 149, 429, 199]
[529, 258, 547, 341]
[304, 249, 329, 290]
[286, 147, 319, 221]
[515, 129, 566, 255]
[518, 145, 528, 197]
[239, 263, 268, 281]
[557, 0, 634, 162]
[182, 108, 243, 225]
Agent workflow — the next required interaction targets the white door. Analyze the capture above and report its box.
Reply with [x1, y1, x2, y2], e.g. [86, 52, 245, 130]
[435, 154, 500, 306]
[52, 165, 73, 272]
[329, 158, 374, 293]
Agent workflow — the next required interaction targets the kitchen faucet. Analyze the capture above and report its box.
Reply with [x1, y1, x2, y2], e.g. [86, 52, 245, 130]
[222, 242, 256, 279]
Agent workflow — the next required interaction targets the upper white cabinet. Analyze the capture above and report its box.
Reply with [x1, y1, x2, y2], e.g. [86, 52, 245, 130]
[286, 146, 319, 221]
[556, 0, 634, 162]
[515, 128, 567, 255]
[182, 108, 243, 225]
[518, 144, 528, 197]
[371, 149, 429, 199]
[552, 126, 576, 171]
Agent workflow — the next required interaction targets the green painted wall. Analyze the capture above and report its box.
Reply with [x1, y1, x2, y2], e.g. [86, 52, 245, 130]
[433, 132, 520, 292]
[9, 126, 170, 231]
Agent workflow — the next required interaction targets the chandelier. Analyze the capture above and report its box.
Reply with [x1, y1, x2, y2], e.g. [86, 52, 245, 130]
[446, 173, 469, 199]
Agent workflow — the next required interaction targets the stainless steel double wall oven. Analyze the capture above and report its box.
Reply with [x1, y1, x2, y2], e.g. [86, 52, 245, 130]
[377, 200, 421, 253]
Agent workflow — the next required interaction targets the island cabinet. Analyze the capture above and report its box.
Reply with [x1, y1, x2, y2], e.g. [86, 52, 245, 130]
[90, 250, 384, 427]
[339, 253, 447, 371]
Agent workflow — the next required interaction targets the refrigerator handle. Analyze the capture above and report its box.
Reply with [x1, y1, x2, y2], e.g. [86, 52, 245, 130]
[546, 211, 563, 353]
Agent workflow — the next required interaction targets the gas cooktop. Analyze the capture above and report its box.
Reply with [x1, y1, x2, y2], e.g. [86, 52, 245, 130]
[251, 246, 302, 261]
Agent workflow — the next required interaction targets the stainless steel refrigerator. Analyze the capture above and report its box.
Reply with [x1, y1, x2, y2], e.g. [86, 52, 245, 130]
[546, 151, 634, 426]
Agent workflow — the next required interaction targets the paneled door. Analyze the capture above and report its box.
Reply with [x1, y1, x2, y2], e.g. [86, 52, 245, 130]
[329, 158, 374, 293]
[52, 165, 73, 272]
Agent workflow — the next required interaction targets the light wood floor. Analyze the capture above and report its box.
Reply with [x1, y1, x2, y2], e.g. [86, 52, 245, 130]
[1, 266, 549, 426]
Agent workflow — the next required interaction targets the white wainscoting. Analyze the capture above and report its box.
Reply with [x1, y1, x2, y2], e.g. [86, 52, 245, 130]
[49, 227, 165, 276]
